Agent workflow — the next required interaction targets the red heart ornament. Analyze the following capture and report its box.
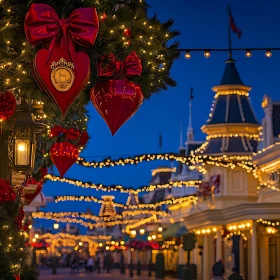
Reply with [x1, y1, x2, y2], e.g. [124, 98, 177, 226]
[90, 79, 143, 135]
[50, 142, 79, 177]
[31, 45, 90, 116]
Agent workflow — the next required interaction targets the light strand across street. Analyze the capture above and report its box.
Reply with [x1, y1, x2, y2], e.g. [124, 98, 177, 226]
[46, 174, 201, 194]
[54, 195, 198, 209]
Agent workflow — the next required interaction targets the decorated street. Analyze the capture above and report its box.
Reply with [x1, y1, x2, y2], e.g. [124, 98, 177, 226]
[39, 268, 172, 280]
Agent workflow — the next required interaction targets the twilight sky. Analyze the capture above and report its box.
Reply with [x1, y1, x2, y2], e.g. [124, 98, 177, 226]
[37, 0, 280, 230]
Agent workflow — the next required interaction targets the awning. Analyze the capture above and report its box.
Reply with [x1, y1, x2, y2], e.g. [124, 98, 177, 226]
[124, 233, 148, 242]
[162, 223, 187, 239]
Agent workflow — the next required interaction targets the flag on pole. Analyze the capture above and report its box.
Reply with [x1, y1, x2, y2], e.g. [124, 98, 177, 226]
[159, 133, 162, 149]
[190, 87, 194, 100]
[228, 5, 242, 38]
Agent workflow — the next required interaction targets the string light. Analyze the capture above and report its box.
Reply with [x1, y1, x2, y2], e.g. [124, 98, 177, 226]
[152, 167, 176, 176]
[55, 195, 197, 209]
[214, 90, 249, 98]
[206, 133, 261, 141]
[39, 232, 111, 241]
[227, 221, 252, 231]
[46, 174, 201, 194]
[257, 219, 280, 227]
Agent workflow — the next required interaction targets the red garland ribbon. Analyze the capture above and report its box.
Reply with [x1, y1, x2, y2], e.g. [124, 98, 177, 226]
[24, 3, 99, 63]
[49, 125, 80, 141]
[97, 51, 142, 79]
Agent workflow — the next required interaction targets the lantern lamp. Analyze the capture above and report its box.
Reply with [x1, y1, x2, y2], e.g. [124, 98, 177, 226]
[12, 100, 46, 173]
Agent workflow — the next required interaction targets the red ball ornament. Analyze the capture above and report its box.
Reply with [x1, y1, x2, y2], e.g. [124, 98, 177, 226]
[100, 13, 107, 22]
[50, 142, 79, 177]
[0, 91, 16, 122]
[124, 28, 131, 37]
[90, 79, 143, 135]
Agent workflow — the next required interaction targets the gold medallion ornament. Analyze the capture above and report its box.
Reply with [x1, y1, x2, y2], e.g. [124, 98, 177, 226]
[50, 58, 75, 92]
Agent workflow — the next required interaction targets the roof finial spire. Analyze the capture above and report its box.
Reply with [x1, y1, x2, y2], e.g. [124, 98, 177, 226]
[187, 87, 194, 142]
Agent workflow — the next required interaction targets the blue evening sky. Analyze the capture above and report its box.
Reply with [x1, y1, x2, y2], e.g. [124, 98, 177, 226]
[37, 0, 280, 230]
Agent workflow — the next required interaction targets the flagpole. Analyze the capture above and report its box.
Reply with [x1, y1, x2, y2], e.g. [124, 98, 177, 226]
[228, 24, 232, 59]
[228, 5, 232, 59]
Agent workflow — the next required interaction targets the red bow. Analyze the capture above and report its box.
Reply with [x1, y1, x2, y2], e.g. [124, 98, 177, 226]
[24, 4, 99, 61]
[97, 51, 142, 79]
[49, 125, 80, 141]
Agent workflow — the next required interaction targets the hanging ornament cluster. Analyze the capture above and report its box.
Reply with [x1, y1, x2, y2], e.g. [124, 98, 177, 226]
[24, 4, 99, 115]
[49, 125, 89, 176]
[91, 51, 143, 135]
[0, 91, 16, 122]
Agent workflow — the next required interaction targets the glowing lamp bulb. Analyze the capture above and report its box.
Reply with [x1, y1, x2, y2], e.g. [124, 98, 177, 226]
[34, 234, 39, 239]
[265, 50, 272, 58]
[17, 145, 26, 151]
[78, 242, 83, 246]
[245, 50, 252, 58]
[158, 226, 163, 232]
[184, 51, 191, 59]
[139, 229, 145, 235]
[204, 50, 211, 58]
[53, 223, 59, 230]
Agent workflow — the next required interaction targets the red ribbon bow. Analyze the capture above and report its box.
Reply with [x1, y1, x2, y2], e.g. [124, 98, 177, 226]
[24, 4, 99, 61]
[49, 125, 80, 141]
[97, 51, 142, 79]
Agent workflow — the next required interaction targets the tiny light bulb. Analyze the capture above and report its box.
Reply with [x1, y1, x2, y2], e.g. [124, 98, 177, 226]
[204, 50, 211, 58]
[184, 51, 191, 59]
[265, 50, 272, 58]
[245, 50, 252, 58]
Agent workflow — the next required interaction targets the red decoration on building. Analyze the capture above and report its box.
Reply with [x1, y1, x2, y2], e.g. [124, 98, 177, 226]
[50, 142, 79, 177]
[14, 275, 20, 280]
[91, 51, 143, 135]
[24, 4, 99, 115]
[0, 91, 16, 122]
[23, 177, 43, 205]
[0, 179, 16, 203]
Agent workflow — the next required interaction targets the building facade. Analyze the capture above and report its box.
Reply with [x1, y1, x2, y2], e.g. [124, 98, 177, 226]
[166, 58, 280, 280]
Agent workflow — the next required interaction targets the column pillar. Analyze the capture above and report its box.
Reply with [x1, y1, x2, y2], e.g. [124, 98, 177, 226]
[277, 237, 280, 278]
[178, 248, 185, 265]
[239, 237, 245, 278]
[127, 249, 131, 263]
[193, 242, 198, 265]
[216, 229, 222, 261]
[260, 235, 269, 280]
[251, 221, 259, 280]
[203, 235, 210, 280]
[208, 234, 215, 270]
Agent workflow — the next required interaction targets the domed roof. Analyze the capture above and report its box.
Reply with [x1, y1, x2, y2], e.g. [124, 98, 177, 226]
[200, 58, 260, 155]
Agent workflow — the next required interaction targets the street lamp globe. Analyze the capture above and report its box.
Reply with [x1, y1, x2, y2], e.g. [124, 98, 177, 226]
[53, 223, 59, 230]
